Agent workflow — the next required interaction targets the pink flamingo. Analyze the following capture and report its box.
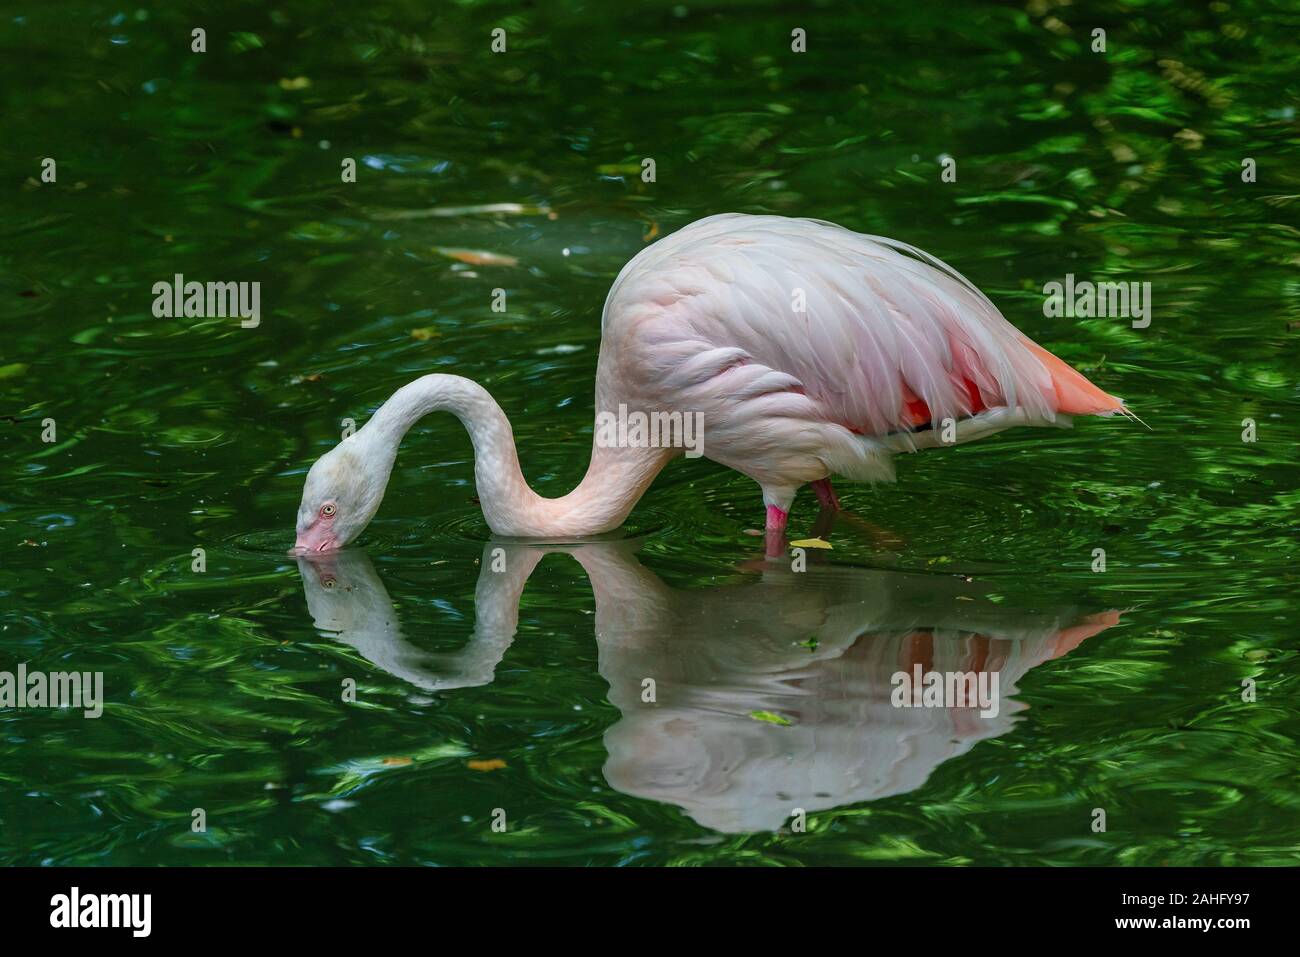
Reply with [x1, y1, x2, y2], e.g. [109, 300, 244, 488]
[295, 213, 1130, 553]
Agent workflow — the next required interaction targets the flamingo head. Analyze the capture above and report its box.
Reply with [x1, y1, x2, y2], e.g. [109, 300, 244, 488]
[294, 440, 391, 554]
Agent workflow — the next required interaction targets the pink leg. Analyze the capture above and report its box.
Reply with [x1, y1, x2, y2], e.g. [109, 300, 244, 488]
[765, 504, 789, 531]
[811, 478, 841, 511]
[764, 505, 788, 560]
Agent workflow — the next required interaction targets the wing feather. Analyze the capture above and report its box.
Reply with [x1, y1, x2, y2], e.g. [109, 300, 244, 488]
[602, 214, 1119, 439]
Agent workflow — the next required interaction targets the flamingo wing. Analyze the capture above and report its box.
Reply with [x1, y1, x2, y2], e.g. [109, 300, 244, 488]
[601, 213, 1124, 446]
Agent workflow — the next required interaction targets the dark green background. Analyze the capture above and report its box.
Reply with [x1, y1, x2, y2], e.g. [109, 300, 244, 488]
[1, 0, 1297, 864]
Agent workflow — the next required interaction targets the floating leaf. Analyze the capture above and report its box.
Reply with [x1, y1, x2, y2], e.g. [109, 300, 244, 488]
[410, 327, 441, 341]
[789, 537, 832, 549]
[381, 756, 412, 767]
[371, 203, 549, 221]
[467, 758, 507, 772]
[278, 76, 312, 91]
[749, 710, 791, 726]
[432, 247, 518, 267]
[0, 363, 28, 382]
[291, 221, 352, 243]
[230, 31, 264, 53]
[795, 637, 819, 651]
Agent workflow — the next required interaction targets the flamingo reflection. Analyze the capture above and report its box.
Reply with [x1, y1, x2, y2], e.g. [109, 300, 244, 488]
[297, 540, 1116, 832]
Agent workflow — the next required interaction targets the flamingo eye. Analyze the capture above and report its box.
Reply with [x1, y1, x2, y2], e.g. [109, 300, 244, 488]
[321, 503, 336, 517]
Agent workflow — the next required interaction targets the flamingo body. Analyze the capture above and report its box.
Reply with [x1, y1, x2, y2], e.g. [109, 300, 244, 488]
[295, 214, 1126, 551]
[596, 213, 1124, 518]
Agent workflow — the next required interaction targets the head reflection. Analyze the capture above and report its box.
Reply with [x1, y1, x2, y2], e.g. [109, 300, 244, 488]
[297, 540, 1116, 833]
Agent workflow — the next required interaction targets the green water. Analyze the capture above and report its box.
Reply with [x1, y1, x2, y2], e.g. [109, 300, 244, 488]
[2, 0, 1298, 865]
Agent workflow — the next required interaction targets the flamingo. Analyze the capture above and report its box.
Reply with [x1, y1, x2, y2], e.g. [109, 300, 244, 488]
[295, 213, 1130, 553]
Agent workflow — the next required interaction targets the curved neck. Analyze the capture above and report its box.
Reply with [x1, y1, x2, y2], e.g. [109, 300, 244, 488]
[359, 374, 672, 537]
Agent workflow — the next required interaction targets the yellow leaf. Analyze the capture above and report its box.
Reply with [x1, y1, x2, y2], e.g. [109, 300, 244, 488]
[381, 756, 412, 767]
[467, 758, 507, 772]
[789, 538, 832, 549]
[278, 76, 312, 90]
[410, 327, 441, 341]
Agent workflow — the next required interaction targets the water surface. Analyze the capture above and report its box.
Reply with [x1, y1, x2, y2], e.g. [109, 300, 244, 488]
[1, 0, 1297, 865]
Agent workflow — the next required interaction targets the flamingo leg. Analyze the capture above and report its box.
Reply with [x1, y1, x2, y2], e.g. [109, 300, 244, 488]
[810, 503, 839, 540]
[812, 480, 906, 550]
[811, 478, 841, 511]
[764, 504, 789, 560]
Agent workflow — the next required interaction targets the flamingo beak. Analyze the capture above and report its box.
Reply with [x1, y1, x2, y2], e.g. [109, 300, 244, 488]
[294, 521, 339, 555]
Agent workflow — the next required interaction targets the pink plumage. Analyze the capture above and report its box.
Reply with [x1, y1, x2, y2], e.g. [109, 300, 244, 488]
[295, 213, 1129, 552]
[597, 214, 1125, 513]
